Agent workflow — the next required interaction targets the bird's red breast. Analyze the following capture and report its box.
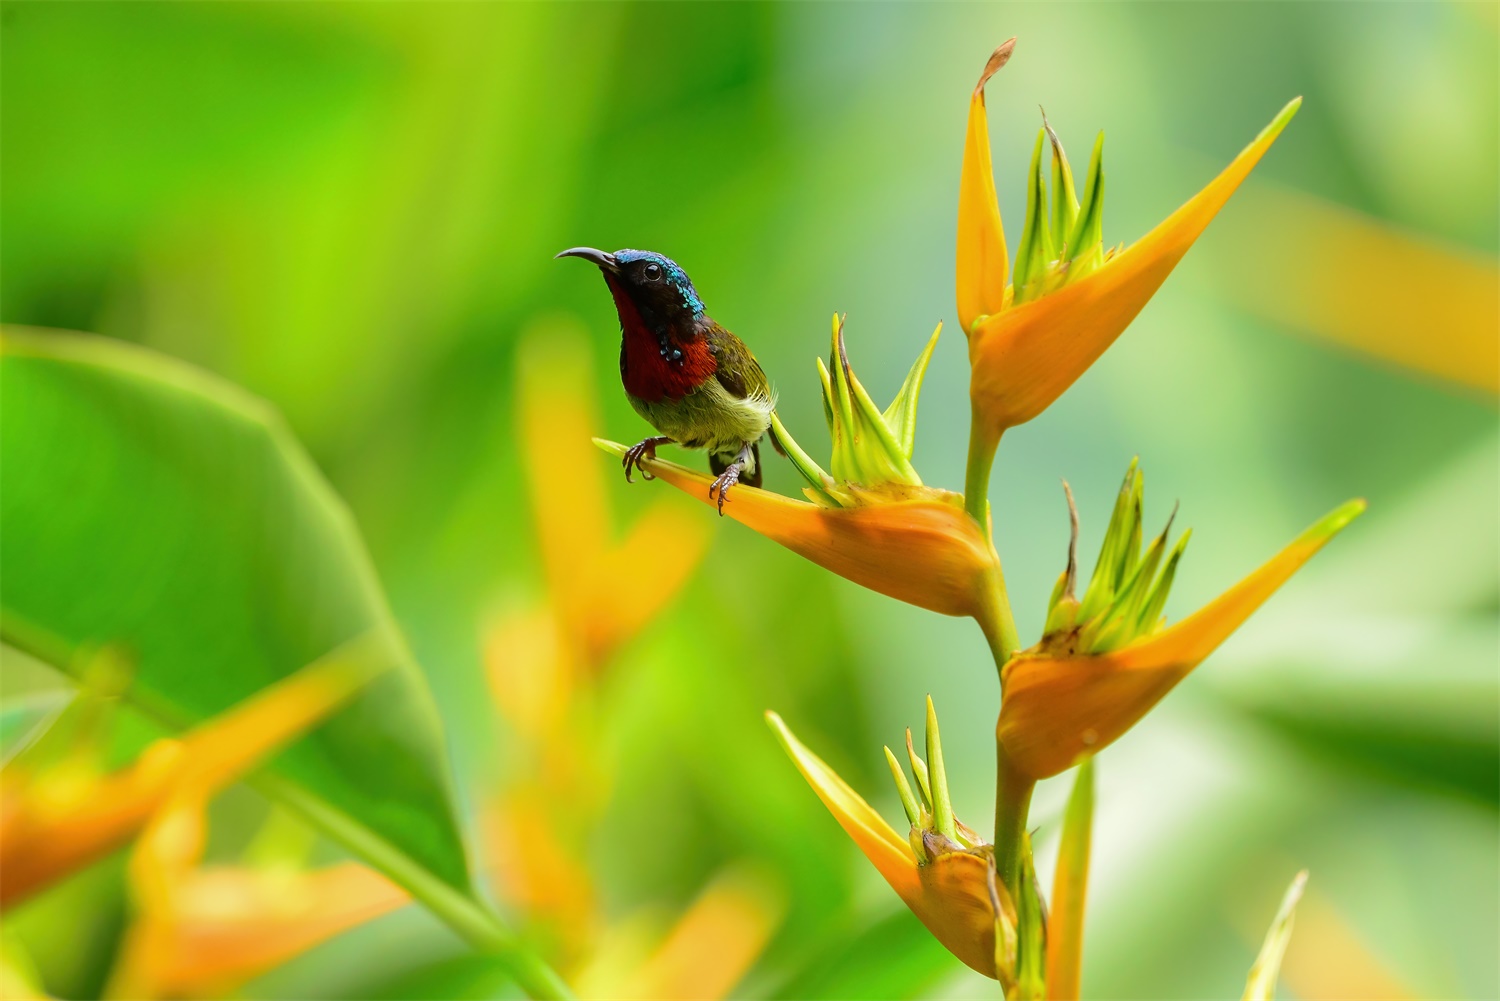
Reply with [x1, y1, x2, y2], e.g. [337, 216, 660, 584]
[604, 272, 717, 402]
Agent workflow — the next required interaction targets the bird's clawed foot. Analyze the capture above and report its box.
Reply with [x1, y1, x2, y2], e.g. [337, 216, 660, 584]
[707, 443, 755, 516]
[623, 436, 673, 483]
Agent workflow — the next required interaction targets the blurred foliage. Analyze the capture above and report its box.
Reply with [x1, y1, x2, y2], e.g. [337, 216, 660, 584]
[1, 2, 1496, 999]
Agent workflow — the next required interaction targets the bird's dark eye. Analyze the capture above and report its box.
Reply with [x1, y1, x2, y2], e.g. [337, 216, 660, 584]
[643, 262, 663, 282]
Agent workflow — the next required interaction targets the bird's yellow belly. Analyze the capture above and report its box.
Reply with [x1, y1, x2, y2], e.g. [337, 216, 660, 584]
[631, 379, 773, 458]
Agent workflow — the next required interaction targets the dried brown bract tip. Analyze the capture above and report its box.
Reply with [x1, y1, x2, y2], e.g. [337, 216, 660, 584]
[1061, 479, 1079, 597]
[974, 38, 1017, 101]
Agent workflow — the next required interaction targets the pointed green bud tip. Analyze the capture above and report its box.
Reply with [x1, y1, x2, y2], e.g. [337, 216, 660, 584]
[885, 745, 923, 829]
[1261, 97, 1302, 143]
[904, 727, 933, 810]
[1299, 498, 1366, 545]
[924, 695, 958, 842]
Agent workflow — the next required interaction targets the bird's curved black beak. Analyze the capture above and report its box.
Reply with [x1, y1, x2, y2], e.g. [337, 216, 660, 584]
[555, 247, 620, 273]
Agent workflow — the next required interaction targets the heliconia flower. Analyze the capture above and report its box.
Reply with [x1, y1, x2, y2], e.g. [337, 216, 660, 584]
[595, 316, 1007, 630]
[997, 467, 1364, 782]
[574, 866, 784, 1000]
[517, 317, 710, 671]
[0, 636, 387, 907]
[594, 439, 1000, 622]
[105, 787, 408, 999]
[955, 40, 1301, 437]
[766, 701, 1018, 985]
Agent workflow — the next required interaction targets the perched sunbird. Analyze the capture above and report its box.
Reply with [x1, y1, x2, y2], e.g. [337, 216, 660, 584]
[556, 247, 776, 513]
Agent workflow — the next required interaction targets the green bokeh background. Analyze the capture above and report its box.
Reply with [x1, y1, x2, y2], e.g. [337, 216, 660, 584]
[2, 2, 1495, 998]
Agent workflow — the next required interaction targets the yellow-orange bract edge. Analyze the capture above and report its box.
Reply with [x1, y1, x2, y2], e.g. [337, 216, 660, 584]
[593, 441, 1003, 624]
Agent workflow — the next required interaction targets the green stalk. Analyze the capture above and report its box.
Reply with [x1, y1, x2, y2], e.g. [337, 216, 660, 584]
[259, 778, 575, 1000]
[993, 742, 1036, 895]
[964, 411, 1000, 530]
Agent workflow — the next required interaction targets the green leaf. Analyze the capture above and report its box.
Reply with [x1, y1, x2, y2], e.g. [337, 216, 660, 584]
[1045, 758, 1095, 1001]
[0, 329, 570, 999]
[1014, 834, 1046, 1000]
[1243, 870, 1308, 1001]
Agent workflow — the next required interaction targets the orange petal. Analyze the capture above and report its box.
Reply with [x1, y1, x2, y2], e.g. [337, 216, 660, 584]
[998, 499, 1362, 781]
[614, 867, 784, 1001]
[597, 442, 1000, 621]
[956, 40, 1015, 335]
[1213, 182, 1500, 395]
[518, 319, 612, 653]
[521, 319, 709, 669]
[767, 713, 1001, 979]
[0, 635, 386, 907]
[482, 785, 599, 964]
[112, 859, 408, 998]
[969, 99, 1301, 435]
[585, 496, 710, 664]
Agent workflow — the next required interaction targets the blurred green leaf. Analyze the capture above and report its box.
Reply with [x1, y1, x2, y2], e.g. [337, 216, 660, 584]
[0, 327, 471, 893]
[1237, 683, 1500, 808]
[0, 327, 577, 999]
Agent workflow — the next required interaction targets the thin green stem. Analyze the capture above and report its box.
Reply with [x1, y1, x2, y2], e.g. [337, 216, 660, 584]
[964, 412, 1001, 530]
[976, 565, 1020, 669]
[993, 741, 1035, 895]
[259, 778, 575, 1000]
[963, 409, 1033, 895]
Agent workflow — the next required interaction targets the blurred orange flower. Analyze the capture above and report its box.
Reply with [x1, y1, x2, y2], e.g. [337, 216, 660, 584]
[105, 790, 407, 999]
[0, 638, 387, 907]
[483, 317, 719, 968]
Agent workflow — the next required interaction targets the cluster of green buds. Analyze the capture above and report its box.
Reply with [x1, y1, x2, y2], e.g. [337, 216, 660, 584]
[1012, 118, 1110, 306]
[1040, 460, 1191, 655]
[884, 698, 985, 863]
[880, 699, 1049, 997]
[773, 314, 942, 508]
